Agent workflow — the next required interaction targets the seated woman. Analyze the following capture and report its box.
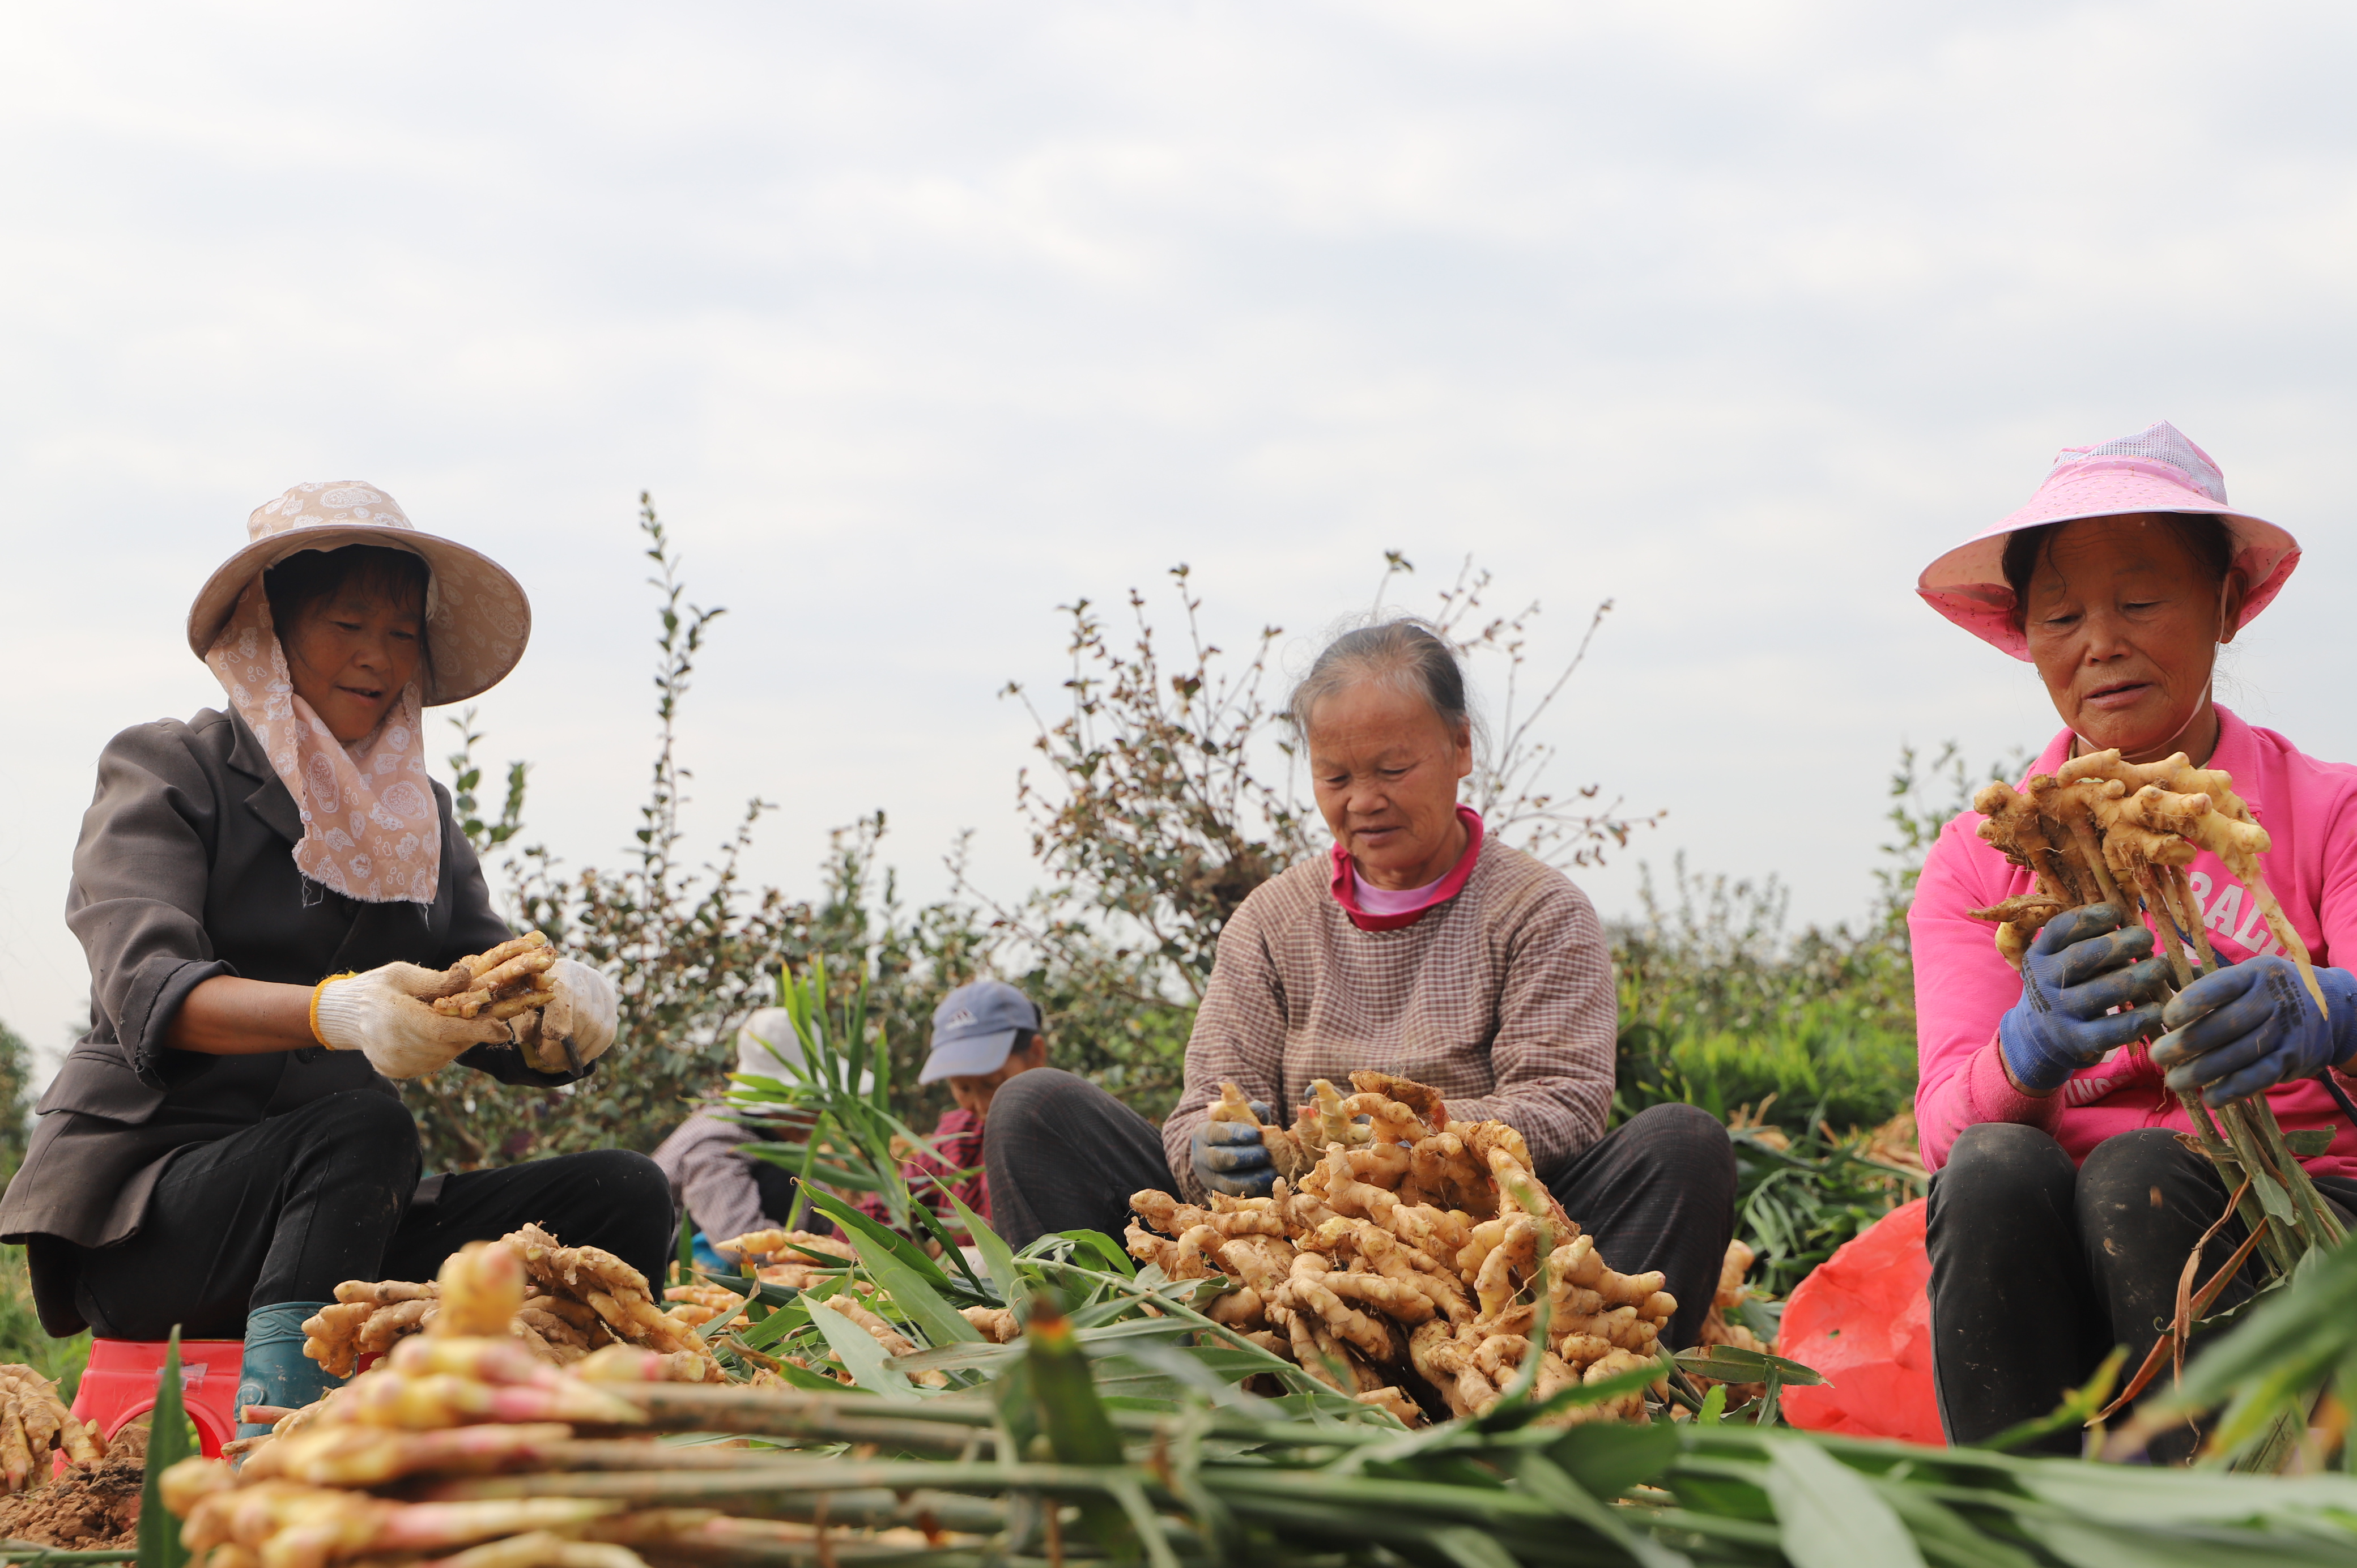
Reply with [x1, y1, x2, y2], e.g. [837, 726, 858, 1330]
[0, 482, 671, 1433]
[983, 619, 1735, 1347]
[1912, 422, 2357, 1457]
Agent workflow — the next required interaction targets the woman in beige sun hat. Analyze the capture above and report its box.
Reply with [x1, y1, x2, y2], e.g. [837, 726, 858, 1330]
[0, 482, 670, 1435]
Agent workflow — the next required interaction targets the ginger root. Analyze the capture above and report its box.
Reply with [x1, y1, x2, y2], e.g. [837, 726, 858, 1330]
[0, 1365, 104, 1491]
[430, 932, 564, 1035]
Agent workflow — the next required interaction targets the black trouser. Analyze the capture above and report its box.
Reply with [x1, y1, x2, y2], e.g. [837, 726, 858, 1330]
[984, 1071, 1738, 1349]
[1928, 1122, 2357, 1460]
[70, 1088, 675, 1341]
[984, 1071, 1176, 1253]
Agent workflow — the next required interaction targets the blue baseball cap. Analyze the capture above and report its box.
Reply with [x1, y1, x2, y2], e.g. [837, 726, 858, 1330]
[917, 979, 1041, 1084]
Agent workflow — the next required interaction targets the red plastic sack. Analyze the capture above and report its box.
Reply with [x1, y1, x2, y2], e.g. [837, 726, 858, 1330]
[1777, 1197, 1943, 1446]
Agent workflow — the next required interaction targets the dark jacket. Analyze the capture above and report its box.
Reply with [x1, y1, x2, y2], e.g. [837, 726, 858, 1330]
[0, 706, 585, 1332]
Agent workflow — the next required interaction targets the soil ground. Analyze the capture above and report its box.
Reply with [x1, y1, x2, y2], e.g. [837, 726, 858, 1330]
[0, 1419, 144, 1549]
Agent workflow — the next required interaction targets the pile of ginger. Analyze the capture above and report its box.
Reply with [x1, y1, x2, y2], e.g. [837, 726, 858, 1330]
[1126, 1072, 1678, 1427]
[303, 1225, 714, 1382]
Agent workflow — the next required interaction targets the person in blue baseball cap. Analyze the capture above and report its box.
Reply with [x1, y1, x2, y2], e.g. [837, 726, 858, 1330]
[849, 979, 1056, 1230]
[920, 979, 1048, 1101]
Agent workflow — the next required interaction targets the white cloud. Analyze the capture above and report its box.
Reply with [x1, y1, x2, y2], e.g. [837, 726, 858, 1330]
[6, 1, 2357, 1062]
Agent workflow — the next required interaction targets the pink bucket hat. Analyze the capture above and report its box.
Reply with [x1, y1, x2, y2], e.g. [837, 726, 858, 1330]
[1916, 421, 2300, 661]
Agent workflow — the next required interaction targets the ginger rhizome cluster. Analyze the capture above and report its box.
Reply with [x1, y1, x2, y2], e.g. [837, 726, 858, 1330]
[428, 932, 559, 1024]
[303, 1226, 713, 1382]
[1129, 1071, 1676, 1426]
[173, 1244, 702, 1568]
[1973, 746, 2349, 1264]
[1969, 747, 2320, 1007]
[0, 1364, 103, 1493]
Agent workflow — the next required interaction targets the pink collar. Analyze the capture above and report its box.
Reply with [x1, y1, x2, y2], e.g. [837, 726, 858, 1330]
[1328, 808, 1484, 932]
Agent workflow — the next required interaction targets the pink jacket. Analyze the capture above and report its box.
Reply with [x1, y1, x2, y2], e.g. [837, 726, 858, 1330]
[1912, 707, 2357, 1179]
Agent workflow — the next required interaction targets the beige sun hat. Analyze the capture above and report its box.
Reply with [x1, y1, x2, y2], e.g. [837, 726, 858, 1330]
[186, 481, 531, 706]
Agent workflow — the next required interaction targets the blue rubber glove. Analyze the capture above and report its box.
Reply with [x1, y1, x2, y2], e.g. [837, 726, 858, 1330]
[2151, 956, 2357, 1105]
[1999, 905, 2174, 1094]
[1190, 1101, 1277, 1198]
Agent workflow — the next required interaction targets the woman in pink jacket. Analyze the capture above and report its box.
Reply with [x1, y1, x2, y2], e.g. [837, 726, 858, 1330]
[1911, 421, 2357, 1458]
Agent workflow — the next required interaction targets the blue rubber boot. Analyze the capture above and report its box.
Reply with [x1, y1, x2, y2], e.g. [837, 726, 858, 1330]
[235, 1302, 335, 1439]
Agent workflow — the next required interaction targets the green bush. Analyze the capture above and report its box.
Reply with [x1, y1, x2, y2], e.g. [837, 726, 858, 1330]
[1619, 1006, 1918, 1136]
[1610, 854, 1917, 1137]
[0, 1019, 88, 1387]
[1606, 746, 2014, 1292]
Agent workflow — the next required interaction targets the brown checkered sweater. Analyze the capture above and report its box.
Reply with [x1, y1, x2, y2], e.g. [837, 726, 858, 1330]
[1160, 840, 1617, 1202]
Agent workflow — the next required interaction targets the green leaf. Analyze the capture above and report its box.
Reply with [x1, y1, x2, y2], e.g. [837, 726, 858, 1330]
[2283, 1129, 2335, 1157]
[802, 1298, 921, 1401]
[1056, 1228, 1137, 1278]
[1417, 1526, 1524, 1568]
[137, 1327, 192, 1568]
[1024, 1299, 1135, 1556]
[1674, 1344, 1825, 1387]
[738, 1345, 851, 1394]
[900, 1191, 995, 1300]
[735, 1296, 812, 1353]
[895, 1316, 1189, 1375]
[1545, 1420, 1679, 1497]
[2152, 1235, 2357, 1454]
[2033, 1519, 2354, 1568]
[1509, 1452, 1692, 1568]
[803, 1190, 962, 1294]
[1871, 1482, 2040, 1568]
[2013, 1462, 2357, 1529]
[1696, 1384, 1728, 1426]
[1763, 1439, 1926, 1568]
[2247, 1162, 2298, 1230]
[947, 1191, 1022, 1305]
[840, 1232, 984, 1352]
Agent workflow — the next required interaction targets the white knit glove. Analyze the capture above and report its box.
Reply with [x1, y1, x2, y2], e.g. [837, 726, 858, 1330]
[312, 962, 510, 1080]
[512, 957, 619, 1075]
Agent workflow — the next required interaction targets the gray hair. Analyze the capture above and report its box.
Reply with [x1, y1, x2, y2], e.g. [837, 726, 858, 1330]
[1286, 617, 1474, 738]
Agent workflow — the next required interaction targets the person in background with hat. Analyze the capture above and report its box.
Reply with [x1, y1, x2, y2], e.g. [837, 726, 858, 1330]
[1912, 423, 2357, 1458]
[650, 1011, 849, 1268]
[0, 482, 670, 1435]
[657, 981, 1049, 1259]
[854, 979, 1053, 1230]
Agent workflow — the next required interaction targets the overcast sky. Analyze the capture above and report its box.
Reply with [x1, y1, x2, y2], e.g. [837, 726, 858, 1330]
[6, 2, 2357, 1060]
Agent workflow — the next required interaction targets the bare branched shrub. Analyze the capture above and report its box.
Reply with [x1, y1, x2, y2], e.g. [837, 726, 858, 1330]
[995, 566, 1318, 1002]
[979, 556, 1657, 998]
[406, 527, 1662, 1163]
[1377, 552, 1663, 866]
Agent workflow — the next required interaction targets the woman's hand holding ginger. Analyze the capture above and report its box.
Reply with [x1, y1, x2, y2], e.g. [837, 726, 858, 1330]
[2153, 956, 2357, 1105]
[510, 957, 618, 1074]
[1998, 905, 2173, 1095]
[313, 962, 510, 1079]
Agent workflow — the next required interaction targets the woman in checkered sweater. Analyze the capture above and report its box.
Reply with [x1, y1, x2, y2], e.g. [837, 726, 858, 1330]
[981, 619, 1735, 1349]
